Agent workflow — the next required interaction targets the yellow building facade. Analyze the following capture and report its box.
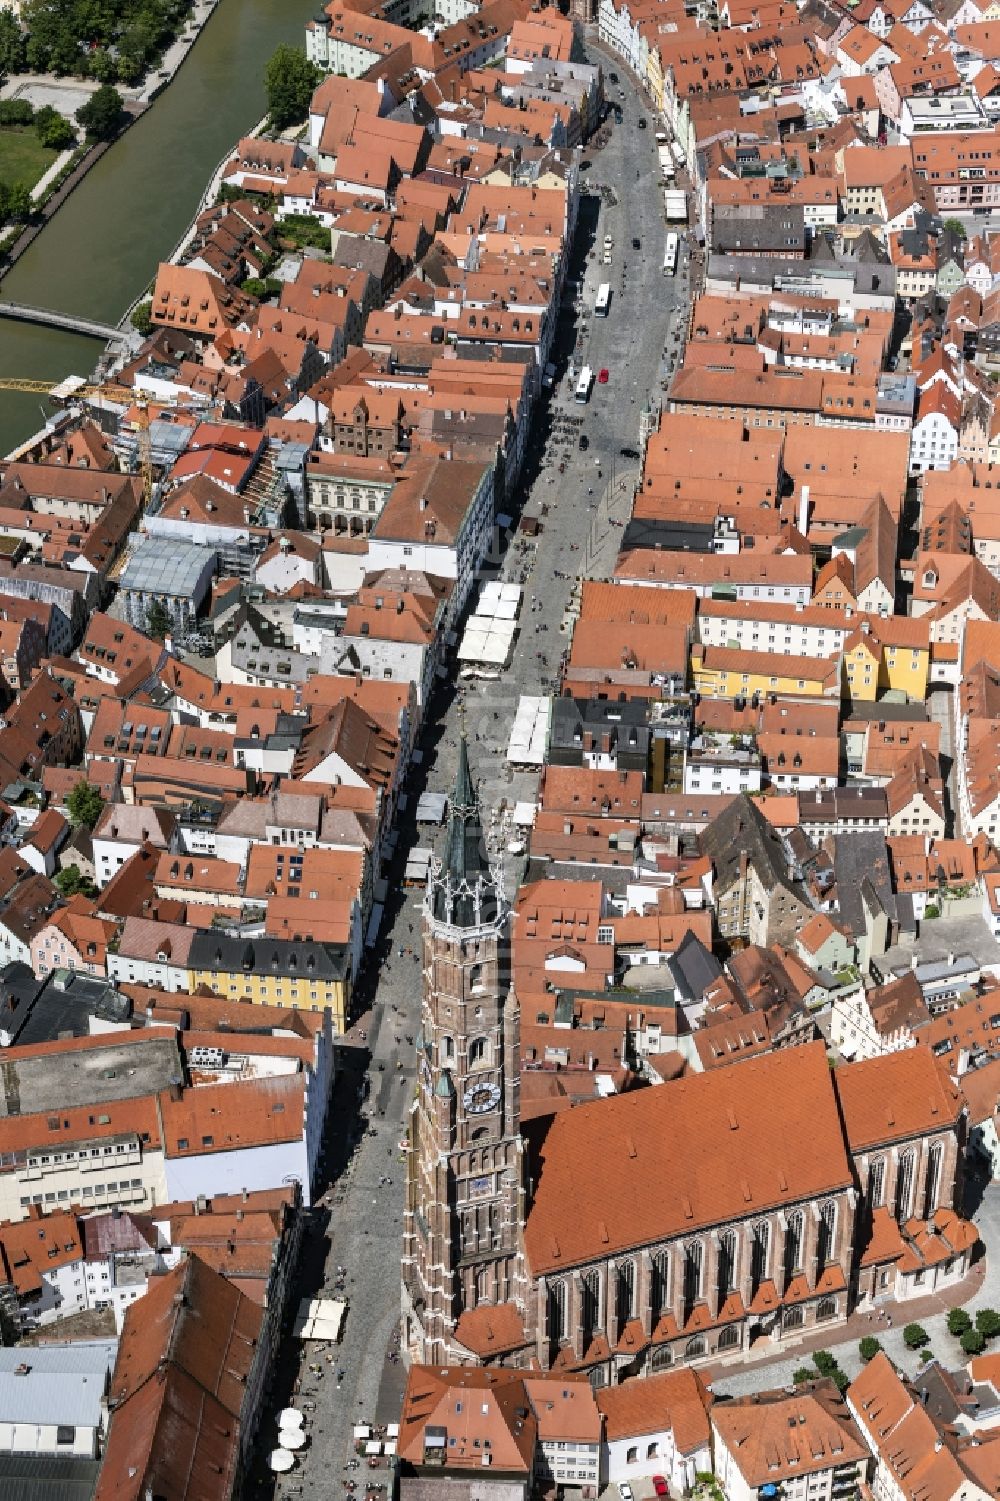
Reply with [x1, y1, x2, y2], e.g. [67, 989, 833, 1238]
[186, 934, 351, 1034]
[692, 646, 841, 700]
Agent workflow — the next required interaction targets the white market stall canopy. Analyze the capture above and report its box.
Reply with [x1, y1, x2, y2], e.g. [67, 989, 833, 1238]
[479, 580, 522, 619]
[458, 583, 522, 667]
[416, 791, 448, 824]
[404, 847, 433, 884]
[506, 695, 551, 767]
[293, 1296, 347, 1341]
[457, 619, 517, 667]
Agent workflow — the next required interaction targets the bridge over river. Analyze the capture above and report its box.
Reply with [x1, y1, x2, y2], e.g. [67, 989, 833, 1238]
[0, 301, 125, 342]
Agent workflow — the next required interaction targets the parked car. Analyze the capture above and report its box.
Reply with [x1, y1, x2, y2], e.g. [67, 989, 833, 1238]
[620, 1486, 634, 1501]
[620, 445, 639, 459]
[638, 117, 647, 128]
[598, 368, 610, 384]
[579, 433, 589, 451]
[632, 237, 641, 249]
[652, 1479, 668, 1498]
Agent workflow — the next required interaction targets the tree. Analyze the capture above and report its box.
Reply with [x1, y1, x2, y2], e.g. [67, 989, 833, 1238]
[813, 1350, 838, 1376]
[264, 44, 321, 129]
[962, 1328, 987, 1356]
[88, 48, 118, 84]
[943, 217, 968, 240]
[948, 1308, 973, 1338]
[5, 180, 31, 220]
[0, 98, 32, 125]
[130, 300, 152, 334]
[146, 599, 172, 640]
[76, 85, 124, 141]
[793, 1367, 815, 1385]
[66, 779, 104, 830]
[859, 1336, 882, 1363]
[35, 105, 75, 150]
[0, 7, 26, 75]
[903, 1323, 930, 1349]
[55, 863, 97, 899]
[976, 1308, 1000, 1339]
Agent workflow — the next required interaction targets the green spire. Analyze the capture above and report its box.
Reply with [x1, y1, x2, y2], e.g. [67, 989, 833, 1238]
[432, 735, 500, 928]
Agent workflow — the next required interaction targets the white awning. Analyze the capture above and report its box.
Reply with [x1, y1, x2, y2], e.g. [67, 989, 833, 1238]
[365, 904, 384, 946]
[293, 1296, 347, 1341]
[404, 848, 433, 883]
[416, 791, 448, 824]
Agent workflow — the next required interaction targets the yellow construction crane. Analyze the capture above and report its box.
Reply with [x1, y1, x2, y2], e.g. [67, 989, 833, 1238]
[0, 379, 154, 506]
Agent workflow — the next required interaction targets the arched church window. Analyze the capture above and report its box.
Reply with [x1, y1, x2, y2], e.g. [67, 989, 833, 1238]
[547, 1280, 567, 1342]
[924, 1142, 944, 1216]
[651, 1251, 670, 1323]
[783, 1211, 803, 1283]
[817, 1201, 837, 1267]
[469, 1036, 491, 1070]
[615, 1260, 636, 1325]
[896, 1150, 915, 1221]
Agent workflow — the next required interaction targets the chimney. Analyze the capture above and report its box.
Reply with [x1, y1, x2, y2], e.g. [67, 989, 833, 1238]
[243, 506, 251, 526]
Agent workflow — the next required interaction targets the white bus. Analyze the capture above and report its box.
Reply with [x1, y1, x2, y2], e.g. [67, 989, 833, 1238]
[575, 365, 594, 403]
[663, 233, 678, 276]
[594, 282, 612, 317]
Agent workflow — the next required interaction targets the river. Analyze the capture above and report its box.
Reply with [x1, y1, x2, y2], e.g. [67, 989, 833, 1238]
[0, 0, 321, 456]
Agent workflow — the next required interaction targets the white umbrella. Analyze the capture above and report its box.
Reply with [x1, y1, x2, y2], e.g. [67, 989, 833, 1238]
[269, 1449, 295, 1473]
[281, 1431, 307, 1451]
[279, 1408, 304, 1430]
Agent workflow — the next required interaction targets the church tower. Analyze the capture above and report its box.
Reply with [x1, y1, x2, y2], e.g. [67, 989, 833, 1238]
[401, 739, 527, 1365]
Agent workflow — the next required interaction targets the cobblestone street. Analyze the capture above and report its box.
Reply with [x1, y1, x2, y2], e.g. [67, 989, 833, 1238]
[252, 47, 690, 1501]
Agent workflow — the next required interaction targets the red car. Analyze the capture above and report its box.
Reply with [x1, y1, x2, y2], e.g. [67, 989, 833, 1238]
[652, 1479, 668, 1498]
[598, 367, 610, 384]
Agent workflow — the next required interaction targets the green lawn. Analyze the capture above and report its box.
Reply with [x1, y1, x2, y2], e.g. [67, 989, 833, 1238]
[0, 128, 57, 193]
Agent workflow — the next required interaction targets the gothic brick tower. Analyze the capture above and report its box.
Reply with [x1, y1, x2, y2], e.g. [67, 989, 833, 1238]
[401, 739, 528, 1364]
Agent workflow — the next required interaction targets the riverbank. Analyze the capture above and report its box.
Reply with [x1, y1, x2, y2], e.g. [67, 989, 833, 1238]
[0, 126, 135, 279]
[132, 0, 220, 105]
[0, 0, 219, 280]
[0, 0, 323, 458]
[115, 110, 270, 339]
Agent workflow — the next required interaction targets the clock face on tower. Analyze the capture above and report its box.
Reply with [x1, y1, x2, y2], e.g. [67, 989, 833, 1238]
[463, 1081, 501, 1115]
